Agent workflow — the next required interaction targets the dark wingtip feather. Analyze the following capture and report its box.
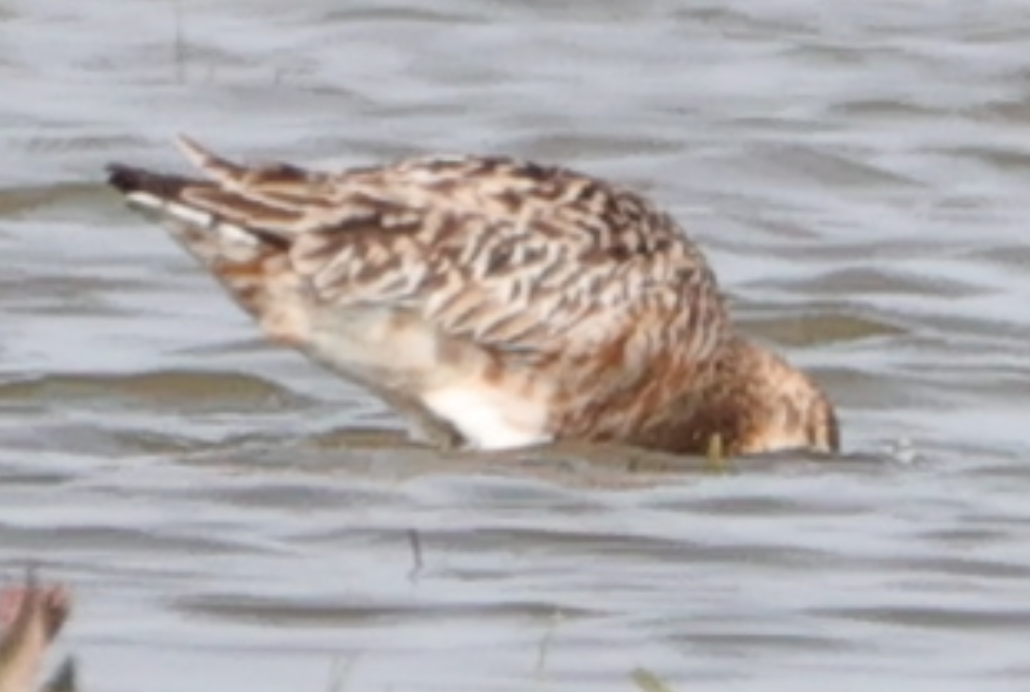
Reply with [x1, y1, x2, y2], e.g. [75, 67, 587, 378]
[105, 163, 196, 200]
[105, 163, 146, 193]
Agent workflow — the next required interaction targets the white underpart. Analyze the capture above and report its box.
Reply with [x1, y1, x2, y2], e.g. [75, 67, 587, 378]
[422, 385, 552, 450]
[303, 308, 553, 451]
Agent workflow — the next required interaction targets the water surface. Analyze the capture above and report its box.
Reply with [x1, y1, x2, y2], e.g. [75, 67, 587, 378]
[2, 1, 1030, 690]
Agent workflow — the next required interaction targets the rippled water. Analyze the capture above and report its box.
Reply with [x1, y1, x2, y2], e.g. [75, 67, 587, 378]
[3, 1, 1030, 690]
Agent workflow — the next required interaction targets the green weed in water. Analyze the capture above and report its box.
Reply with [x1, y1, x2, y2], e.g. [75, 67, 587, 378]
[631, 667, 676, 692]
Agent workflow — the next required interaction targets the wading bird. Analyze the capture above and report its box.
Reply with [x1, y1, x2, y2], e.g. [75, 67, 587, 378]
[107, 138, 838, 457]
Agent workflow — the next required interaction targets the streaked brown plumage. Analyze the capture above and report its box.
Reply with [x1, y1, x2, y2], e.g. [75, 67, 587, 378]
[106, 137, 839, 457]
[0, 570, 74, 692]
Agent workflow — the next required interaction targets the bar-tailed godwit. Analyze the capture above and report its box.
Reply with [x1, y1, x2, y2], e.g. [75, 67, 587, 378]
[107, 138, 838, 456]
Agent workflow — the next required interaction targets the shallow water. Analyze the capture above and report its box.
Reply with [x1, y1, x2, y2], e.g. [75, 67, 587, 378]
[2, 0, 1030, 690]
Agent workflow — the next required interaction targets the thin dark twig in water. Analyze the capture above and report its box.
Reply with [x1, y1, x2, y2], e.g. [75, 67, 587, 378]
[535, 610, 563, 690]
[407, 528, 424, 581]
[173, 0, 186, 83]
[42, 656, 77, 692]
[325, 655, 357, 692]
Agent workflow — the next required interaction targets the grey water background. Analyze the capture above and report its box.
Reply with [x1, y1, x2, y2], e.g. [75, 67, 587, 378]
[3, 1, 1030, 690]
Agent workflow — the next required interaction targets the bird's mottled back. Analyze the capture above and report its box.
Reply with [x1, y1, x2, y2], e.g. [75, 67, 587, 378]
[106, 137, 838, 456]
